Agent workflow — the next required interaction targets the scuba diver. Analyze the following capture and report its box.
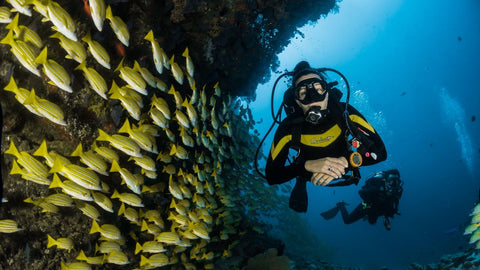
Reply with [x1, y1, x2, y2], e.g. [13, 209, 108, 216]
[321, 169, 403, 230]
[258, 61, 387, 212]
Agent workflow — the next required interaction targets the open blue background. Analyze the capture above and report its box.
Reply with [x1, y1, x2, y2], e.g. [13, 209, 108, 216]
[251, 0, 480, 269]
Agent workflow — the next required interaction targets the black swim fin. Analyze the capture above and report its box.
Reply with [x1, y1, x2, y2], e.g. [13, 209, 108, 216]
[320, 205, 340, 220]
[289, 178, 308, 212]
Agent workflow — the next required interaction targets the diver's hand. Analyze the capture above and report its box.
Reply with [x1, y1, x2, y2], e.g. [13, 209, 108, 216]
[305, 157, 348, 186]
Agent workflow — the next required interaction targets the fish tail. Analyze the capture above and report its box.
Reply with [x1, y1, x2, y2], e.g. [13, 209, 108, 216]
[5, 140, 21, 159]
[81, 31, 91, 43]
[105, 5, 113, 20]
[144, 30, 154, 42]
[3, 76, 19, 94]
[49, 173, 62, 189]
[22, 89, 37, 106]
[5, 13, 19, 31]
[74, 61, 87, 72]
[110, 159, 121, 173]
[49, 157, 65, 174]
[89, 220, 101, 234]
[10, 160, 24, 175]
[96, 129, 110, 142]
[76, 250, 88, 261]
[118, 202, 125, 216]
[0, 30, 14, 45]
[33, 140, 49, 158]
[34, 47, 48, 64]
[47, 234, 57, 248]
[140, 220, 148, 232]
[114, 57, 124, 73]
[140, 255, 149, 267]
[182, 47, 189, 58]
[134, 242, 143, 255]
[118, 119, 131, 134]
[111, 189, 120, 199]
[70, 142, 84, 157]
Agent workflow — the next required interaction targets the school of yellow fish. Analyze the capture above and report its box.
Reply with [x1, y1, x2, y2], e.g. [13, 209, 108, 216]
[465, 203, 480, 249]
[0, 0, 258, 269]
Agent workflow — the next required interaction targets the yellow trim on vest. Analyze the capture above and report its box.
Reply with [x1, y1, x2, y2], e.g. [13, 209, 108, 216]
[300, 125, 341, 147]
[270, 135, 292, 160]
[349, 115, 375, 133]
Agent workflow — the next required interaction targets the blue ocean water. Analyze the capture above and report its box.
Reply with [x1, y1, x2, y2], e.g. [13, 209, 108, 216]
[252, 0, 480, 269]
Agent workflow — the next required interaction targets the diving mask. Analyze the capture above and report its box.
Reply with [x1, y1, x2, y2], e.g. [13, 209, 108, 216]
[295, 78, 327, 105]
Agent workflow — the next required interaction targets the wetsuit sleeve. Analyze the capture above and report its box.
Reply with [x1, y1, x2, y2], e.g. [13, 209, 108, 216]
[347, 106, 387, 166]
[265, 123, 306, 185]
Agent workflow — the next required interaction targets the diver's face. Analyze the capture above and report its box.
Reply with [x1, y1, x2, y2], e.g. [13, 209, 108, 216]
[294, 73, 328, 114]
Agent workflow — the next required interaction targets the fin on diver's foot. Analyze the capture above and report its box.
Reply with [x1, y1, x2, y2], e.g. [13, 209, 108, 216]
[289, 178, 308, 212]
[320, 206, 340, 220]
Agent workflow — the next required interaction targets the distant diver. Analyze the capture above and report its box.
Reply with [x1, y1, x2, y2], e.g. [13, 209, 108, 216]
[255, 61, 387, 212]
[321, 169, 403, 230]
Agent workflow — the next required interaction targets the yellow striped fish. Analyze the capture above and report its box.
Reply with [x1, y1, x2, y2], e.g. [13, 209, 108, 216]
[74, 61, 108, 99]
[170, 144, 188, 160]
[0, 6, 12, 23]
[44, 193, 74, 207]
[182, 47, 194, 78]
[10, 159, 51, 185]
[144, 29, 165, 74]
[111, 189, 144, 207]
[60, 261, 91, 270]
[24, 197, 59, 213]
[0, 219, 22, 233]
[49, 157, 101, 191]
[3, 75, 41, 116]
[128, 155, 156, 172]
[96, 128, 142, 158]
[108, 81, 141, 121]
[168, 175, 183, 200]
[89, 220, 122, 240]
[81, 31, 110, 69]
[114, 58, 146, 95]
[6, 13, 42, 48]
[0, 30, 40, 76]
[110, 160, 141, 194]
[119, 119, 157, 154]
[7, 0, 32, 16]
[49, 173, 93, 202]
[149, 107, 169, 129]
[168, 55, 184, 85]
[174, 110, 190, 129]
[50, 32, 86, 63]
[105, 5, 129, 46]
[133, 60, 157, 88]
[135, 241, 165, 254]
[70, 142, 108, 176]
[104, 250, 129, 265]
[33, 140, 71, 169]
[140, 220, 161, 236]
[92, 141, 119, 163]
[47, 234, 74, 252]
[118, 203, 140, 225]
[91, 191, 113, 213]
[151, 94, 171, 119]
[5, 140, 49, 178]
[23, 89, 66, 126]
[140, 254, 169, 267]
[34, 47, 72, 93]
[156, 231, 181, 245]
[76, 250, 104, 265]
[75, 200, 100, 220]
[168, 85, 183, 109]
[95, 240, 121, 254]
[88, 0, 106, 32]
[182, 99, 198, 127]
[44, 0, 77, 41]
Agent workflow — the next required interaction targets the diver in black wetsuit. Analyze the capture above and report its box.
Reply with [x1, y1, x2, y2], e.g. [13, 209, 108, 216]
[265, 61, 387, 212]
[321, 169, 403, 230]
